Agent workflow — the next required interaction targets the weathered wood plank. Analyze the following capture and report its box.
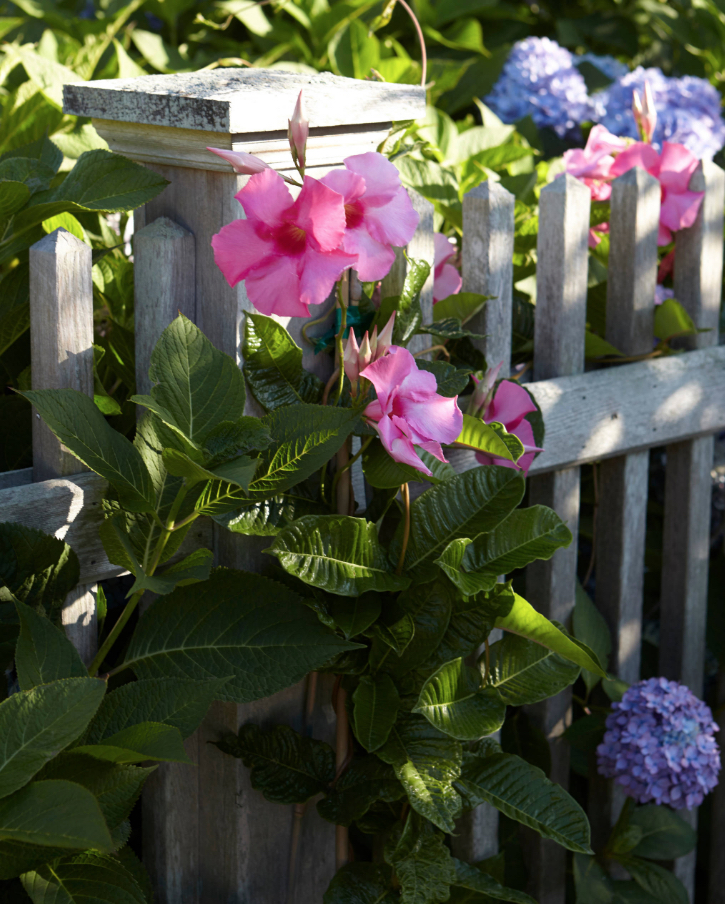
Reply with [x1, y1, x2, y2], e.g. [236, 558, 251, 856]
[524, 175, 590, 904]
[29, 228, 97, 662]
[661, 161, 724, 901]
[0, 467, 32, 491]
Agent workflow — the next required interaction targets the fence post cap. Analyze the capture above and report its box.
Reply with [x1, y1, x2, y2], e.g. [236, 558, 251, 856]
[30, 227, 90, 256]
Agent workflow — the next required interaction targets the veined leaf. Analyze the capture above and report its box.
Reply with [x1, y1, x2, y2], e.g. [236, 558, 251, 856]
[243, 313, 323, 410]
[385, 813, 456, 904]
[0, 267, 30, 357]
[323, 863, 396, 904]
[454, 414, 522, 462]
[434, 538, 497, 597]
[20, 389, 155, 513]
[317, 757, 403, 826]
[392, 466, 525, 571]
[614, 856, 688, 904]
[387, 579, 456, 676]
[573, 582, 611, 693]
[127, 548, 214, 597]
[14, 602, 87, 690]
[416, 359, 472, 397]
[353, 674, 401, 752]
[390, 258, 431, 346]
[267, 515, 410, 596]
[131, 315, 246, 447]
[362, 440, 455, 489]
[121, 568, 362, 703]
[213, 482, 327, 537]
[0, 523, 79, 616]
[451, 858, 537, 904]
[455, 748, 592, 853]
[214, 724, 334, 804]
[0, 678, 105, 799]
[488, 632, 580, 706]
[433, 292, 489, 324]
[628, 806, 696, 861]
[22, 852, 147, 904]
[414, 658, 506, 741]
[73, 722, 193, 765]
[162, 448, 258, 490]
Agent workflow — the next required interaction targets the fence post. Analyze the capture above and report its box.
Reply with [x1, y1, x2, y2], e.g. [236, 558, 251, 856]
[590, 166, 660, 847]
[525, 175, 590, 904]
[29, 227, 97, 665]
[662, 160, 725, 901]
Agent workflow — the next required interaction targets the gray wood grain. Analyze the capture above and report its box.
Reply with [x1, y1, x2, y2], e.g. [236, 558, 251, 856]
[0, 467, 32, 490]
[133, 217, 196, 395]
[662, 161, 724, 902]
[525, 175, 590, 904]
[462, 180, 514, 373]
[29, 228, 97, 662]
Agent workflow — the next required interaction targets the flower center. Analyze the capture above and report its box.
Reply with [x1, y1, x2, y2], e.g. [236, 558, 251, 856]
[344, 200, 365, 230]
[276, 221, 307, 254]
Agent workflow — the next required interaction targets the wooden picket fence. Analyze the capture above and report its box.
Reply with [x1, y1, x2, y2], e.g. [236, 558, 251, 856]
[2, 94, 725, 901]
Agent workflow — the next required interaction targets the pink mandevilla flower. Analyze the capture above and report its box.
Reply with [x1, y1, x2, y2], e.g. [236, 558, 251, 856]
[610, 141, 704, 244]
[361, 345, 463, 476]
[470, 367, 542, 475]
[432, 233, 462, 302]
[563, 125, 628, 202]
[211, 168, 356, 318]
[320, 153, 419, 282]
[343, 313, 396, 387]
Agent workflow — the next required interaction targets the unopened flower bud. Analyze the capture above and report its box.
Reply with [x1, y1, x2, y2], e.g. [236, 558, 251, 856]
[375, 312, 396, 359]
[632, 82, 657, 144]
[369, 325, 379, 358]
[288, 91, 309, 175]
[344, 329, 360, 384]
[207, 147, 271, 175]
[359, 331, 373, 371]
[469, 362, 503, 419]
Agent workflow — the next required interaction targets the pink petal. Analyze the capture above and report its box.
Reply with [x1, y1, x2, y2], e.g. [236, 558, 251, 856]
[360, 346, 418, 410]
[341, 225, 396, 282]
[362, 186, 419, 248]
[320, 168, 366, 205]
[488, 380, 537, 431]
[589, 180, 612, 201]
[434, 232, 456, 269]
[364, 399, 384, 421]
[376, 416, 432, 475]
[586, 125, 628, 156]
[293, 176, 348, 252]
[433, 263, 462, 303]
[660, 188, 704, 234]
[244, 255, 308, 318]
[475, 451, 519, 471]
[235, 168, 293, 229]
[343, 152, 402, 205]
[610, 142, 660, 179]
[658, 142, 700, 194]
[510, 418, 541, 476]
[398, 393, 463, 446]
[418, 440, 447, 462]
[658, 222, 673, 245]
[299, 247, 356, 308]
[211, 219, 276, 287]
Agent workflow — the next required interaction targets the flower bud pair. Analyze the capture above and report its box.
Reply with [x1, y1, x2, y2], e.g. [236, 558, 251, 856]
[632, 81, 657, 144]
[343, 312, 396, 394]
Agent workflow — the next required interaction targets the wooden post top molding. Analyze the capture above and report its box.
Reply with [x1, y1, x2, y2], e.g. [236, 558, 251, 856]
[62, 69, 426, 173]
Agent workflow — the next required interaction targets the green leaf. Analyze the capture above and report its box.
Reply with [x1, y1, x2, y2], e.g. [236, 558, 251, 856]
[0, 780, 112, 855]
[322, 593, 382, 640]
[385, 813, 456, 904]
[390, 258, 431, 346]
[323, 863, 396, 904]
[392, 466, 525, 571]
[611, 881, 661, 903]
[573, 854, 614, 904]
[434, 538, 497, 596]
[267, 515, 410, 596]
[418, 318, 485, 342]
[83, 678, 226, 742]
[628, 806, 696, 860]
[495, 593, 607, 677]
[0, 523, 79, 616]
[615, 856, 688, 904]
[22, 852, 147, 904]
[416, 359, 472, 397]
[127, 548, 214, 597]
[162, 448, 258, 491]
[73, 722, 193, 765]
[14, 603, 86, 690]
[0, 678, 106, 799]
[0, 268, 30, 357]
[19, 389, 154, 513]
[0, 181, 30, 221]
[362, 440, 455, 489]
[317, 757, 404, 826]
[131, 315, 246, 447]
[213, 480, 327, 537]
[243, 313, 323, 410]
[488, 632, 580, 706]
[413, 658, 505, 741]
[368, 613, 415, 657]
[121, 569, 362, 704]
[433, 292, 489, 324]
[573, 582, 611, 693]
[386, 579, 456, 676]
[42, 212, 87, 242]
[353, 674, 401, 752]
[653, 299, 697, 342]
[455, 748, 592, 853]
[377, 712, 462, 833]
[454, 415, 522, 462]
[214, 724, 334, 804]
[585, 330, 624, 359]
[451, 858, 538, 904]
[0, 136, 62, 176]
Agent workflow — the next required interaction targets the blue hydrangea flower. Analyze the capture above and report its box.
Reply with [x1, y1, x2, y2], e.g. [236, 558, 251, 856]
[596, 66, 725, 159]
[575, 53, 629, 83]
[485, 37, 594, 137]
[597, 677, 720, 809]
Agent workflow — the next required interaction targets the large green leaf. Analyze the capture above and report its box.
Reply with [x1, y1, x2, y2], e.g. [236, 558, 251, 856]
[416, 359, 472, 398]
[432, 292, 489, 324]
[494, 593, 606, 677]
[0, 181, 30, 221]
[453, 415, 522, 462]
[14, 602, 87, 690]
[243, 313, 323, 410]
[392, 467, 525, 571]
[353, 674, 401, 752]
[0, 780, 112, 854]
[267, 515, 410, 596]
[451, 859, 537, 904]
[162, 448, 258, 491]
[318, 592, 382, 640]
[317, 757, 404, 826]
[0, 678, 105, 799]
[386, 579, 456, 676]
[488, 632, 581, 706]
[126, 548, 214, 597]
[389, 258, 431, 346]
[83, 677, 226, 742]
[385, 814, 456, 904]
[213, 483, 327, 537]
[121, 568, 361, 703]
[0, 267, 30, 357]
[214, 724, 334, 804]
[615, 856, 688, 904]
[434, 538, 497, 597]
[323, 863, 396, 904]
[377, 712, 462, 833]
[362, 441, 455, 489]
[463, 506, 573, 579]
[22, 852, 147, 904]
[131, 315, 246, 447]
[573, 582, 611, 693]
[413, 658, 505, 741]
[628, 806, 696, 861]
[20, 389, 155, 513]
[573, 853, 614, 904]
[455, 747, 592, 853]
[0, 523, 79, 616]
[73, 722, 192, 765]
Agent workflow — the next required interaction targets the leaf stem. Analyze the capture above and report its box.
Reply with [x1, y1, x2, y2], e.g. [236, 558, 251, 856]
[331, 435, 373, 500]
[483, 637, 491, 686]
[395, 483, 411, 575]
[335, 279, 348, 405]
[88, 589, 143, 677]
[413, 344, 450, 359]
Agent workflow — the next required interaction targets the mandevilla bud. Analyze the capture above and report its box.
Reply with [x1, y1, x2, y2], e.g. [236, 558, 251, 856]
[375, 311, 396, 359]
[632, 81, 657, 144]
[343, 329, 360, 386]
[206, 147, 272, 175]
[288, 90, 309, 175]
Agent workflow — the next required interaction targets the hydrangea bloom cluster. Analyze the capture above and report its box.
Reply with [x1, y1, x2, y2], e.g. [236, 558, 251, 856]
[597, 678, 720, 809]
[596, 67, 725, 160]
[575, 53, 629, 83]
[484, 37, 594, 137]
